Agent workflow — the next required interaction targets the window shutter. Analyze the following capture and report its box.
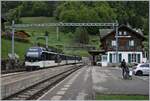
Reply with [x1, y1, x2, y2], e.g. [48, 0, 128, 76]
[109, 53, 112, 63]
[119, 54, 122, 62]
[128, 54, 131, 63]
[138, 54, 140, 63]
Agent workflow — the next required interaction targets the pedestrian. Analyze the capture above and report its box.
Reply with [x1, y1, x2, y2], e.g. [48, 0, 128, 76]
[121, 59, 129, 79]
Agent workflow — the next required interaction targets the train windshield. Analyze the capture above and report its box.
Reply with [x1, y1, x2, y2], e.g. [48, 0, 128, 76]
[26, 47, 41, 57]
[26, 52, 39, 57]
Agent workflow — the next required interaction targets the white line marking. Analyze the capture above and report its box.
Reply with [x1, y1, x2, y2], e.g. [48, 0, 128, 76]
[67, 82, 73, 85]
[51, 95, 62, 100]
[84, 68, 90, 82]
[37, 66, 85, 100]
[61, 87, 68, 91]
[64, 84, 70, 88]
[56, 91, 66, 95]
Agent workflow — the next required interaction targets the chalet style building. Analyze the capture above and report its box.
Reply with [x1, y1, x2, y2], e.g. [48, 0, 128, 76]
[100, 24, 145, 65]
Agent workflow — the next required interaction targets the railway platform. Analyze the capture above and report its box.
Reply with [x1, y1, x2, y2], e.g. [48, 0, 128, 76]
[38, 65, 93, 100]
[1, 65, 149, 100]
[38, 66, 149, 100]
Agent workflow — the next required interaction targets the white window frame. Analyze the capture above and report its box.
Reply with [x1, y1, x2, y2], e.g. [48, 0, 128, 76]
[123, 31, 127, 35]
[112, 40, 116, 46]
[119, 31, 122, 35]
[131, 53, 136, 62]
[129, 40, 134, 46]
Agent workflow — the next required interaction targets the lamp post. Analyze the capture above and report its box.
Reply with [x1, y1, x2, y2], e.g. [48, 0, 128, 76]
[149, 1, 150, 62]
[12, 20, 15, 59]
[45, 31, 49, 49]
[115, 20, 119, 64]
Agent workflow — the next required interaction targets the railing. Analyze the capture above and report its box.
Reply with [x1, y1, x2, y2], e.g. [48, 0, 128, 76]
[106, 46, 143, 51]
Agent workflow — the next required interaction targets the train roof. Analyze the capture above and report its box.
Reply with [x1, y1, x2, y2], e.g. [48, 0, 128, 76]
[42, 51, 58, 55]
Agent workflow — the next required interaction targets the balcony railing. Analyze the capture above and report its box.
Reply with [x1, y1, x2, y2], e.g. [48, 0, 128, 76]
[105, 46, 142, 51]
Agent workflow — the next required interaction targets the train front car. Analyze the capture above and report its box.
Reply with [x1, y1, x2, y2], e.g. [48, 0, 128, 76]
[25, 47, 43, 71]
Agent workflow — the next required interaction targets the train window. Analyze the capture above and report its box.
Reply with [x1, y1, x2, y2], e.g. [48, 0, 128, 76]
[55, 54, 61, 63]
[41, 53, 46, 60]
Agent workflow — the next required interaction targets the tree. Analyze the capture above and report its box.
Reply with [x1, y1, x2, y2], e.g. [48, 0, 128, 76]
[75, 27, 89, 44]
[54, 1, 117, 34]
[6, 7, 22, 24]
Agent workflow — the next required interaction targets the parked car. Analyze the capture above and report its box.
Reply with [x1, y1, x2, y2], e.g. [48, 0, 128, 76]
[133, 63, 149, 76]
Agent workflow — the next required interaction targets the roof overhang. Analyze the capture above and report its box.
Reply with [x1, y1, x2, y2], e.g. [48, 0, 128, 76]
[88, 50, 105, 56]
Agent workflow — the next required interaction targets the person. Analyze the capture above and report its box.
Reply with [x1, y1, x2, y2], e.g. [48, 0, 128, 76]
[121, 59, 129, 79]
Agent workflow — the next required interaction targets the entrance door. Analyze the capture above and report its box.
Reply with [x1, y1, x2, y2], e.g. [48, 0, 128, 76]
[102, 55, 107, 66]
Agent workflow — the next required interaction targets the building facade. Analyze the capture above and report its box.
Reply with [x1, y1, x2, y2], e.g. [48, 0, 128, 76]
[100, 24, 145, 64]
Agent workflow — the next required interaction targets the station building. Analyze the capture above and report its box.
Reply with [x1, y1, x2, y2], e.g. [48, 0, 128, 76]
[99, 24, 147, 66]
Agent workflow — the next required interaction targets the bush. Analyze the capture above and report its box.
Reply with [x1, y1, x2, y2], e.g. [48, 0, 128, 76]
[2, 35, 30, 43]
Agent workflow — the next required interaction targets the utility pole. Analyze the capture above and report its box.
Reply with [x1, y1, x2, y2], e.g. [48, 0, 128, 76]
[56, 26, 59, 41]
[149, 1, 150, 62]
[115, 20, 119, 64]
[45, 31, 49, 49]
[12, 20, 15, 59]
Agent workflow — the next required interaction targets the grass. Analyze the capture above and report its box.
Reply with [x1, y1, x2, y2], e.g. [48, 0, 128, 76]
[20, 17, 58, 24]
[64, 49, 90, 57]
[2, 17, 100, 59]
[1, 38, 32, 59]
[96, 94, 149, 100]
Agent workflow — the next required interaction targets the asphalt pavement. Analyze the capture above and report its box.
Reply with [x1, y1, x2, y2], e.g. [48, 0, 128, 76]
[38, 65, 149, 100]
[92, 66, 149, 95]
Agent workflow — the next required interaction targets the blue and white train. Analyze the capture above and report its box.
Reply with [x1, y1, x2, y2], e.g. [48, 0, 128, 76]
[25, 47, 82, 71]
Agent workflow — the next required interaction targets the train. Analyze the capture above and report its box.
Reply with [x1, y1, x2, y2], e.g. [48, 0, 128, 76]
[25, 47, 82, 71]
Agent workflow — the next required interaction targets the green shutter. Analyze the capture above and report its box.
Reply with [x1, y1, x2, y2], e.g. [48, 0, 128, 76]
[110, 53, 112, 63]
[119, 54, 122, 62]
[138, 54, 140, 63]
[128, 54, 131, 63]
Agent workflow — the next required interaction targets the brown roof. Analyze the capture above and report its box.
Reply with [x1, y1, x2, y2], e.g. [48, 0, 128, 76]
[15, 30, 30, 38]
[100, 24, 144, 40]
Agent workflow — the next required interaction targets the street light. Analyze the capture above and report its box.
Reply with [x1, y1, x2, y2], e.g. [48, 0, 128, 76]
[115, 20, 119, 64]
[11, 20, 15, 59]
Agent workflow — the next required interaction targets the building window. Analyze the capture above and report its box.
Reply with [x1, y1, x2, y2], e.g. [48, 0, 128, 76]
[119, 31, 122, 35]
[137, 54, 140, 63]
[123, 31, 127, 35]
[131, 54, 136, 62]
[112, 40, 116, 46]
[128, 53, 140, 63]
[129, 40, 134, 46]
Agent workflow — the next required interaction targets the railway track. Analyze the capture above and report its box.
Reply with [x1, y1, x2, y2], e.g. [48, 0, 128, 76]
[3, 64, 83, 100]
[1, 63, 82, 75]
[1, 63, 81, 78]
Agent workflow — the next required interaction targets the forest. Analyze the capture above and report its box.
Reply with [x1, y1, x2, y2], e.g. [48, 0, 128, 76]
[2, 1, 149, 51]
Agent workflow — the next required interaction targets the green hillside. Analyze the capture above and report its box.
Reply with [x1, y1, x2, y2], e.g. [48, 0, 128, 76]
[1, 38, 32, 59]
[2, 17, 100, 59]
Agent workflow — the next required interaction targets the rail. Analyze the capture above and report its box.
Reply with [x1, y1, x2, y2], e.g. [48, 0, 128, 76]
[2, 64, 84, 100]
